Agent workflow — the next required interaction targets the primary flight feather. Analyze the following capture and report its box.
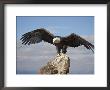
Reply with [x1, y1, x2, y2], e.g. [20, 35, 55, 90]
[20, 28, 94, 54]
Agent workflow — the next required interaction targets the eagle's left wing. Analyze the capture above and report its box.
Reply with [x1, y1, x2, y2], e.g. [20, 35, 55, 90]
[62, 33, 94, 52]
[20, 28, 54, 45]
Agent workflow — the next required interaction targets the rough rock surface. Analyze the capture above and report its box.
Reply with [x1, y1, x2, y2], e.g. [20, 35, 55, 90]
[39, 53, 70, 74]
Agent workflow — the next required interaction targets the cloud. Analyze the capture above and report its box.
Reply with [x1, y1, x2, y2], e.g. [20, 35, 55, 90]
[17, 35, 94, 74]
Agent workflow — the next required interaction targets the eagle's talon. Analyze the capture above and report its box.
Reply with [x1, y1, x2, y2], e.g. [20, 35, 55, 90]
[57, 53, 61, 57]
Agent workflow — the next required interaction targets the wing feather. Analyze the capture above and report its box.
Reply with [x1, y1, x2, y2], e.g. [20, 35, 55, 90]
[20, 28, 54, 45]
[62, 33, 94, 52]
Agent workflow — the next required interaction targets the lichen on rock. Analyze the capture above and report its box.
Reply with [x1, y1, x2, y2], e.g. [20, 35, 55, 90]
[39, 53, 70, 74]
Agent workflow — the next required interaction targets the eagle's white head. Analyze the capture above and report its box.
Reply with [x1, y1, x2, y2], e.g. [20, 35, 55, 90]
[53, 37, 61, 44]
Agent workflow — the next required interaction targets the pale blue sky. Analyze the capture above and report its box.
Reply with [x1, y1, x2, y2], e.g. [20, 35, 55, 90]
[16, 16, 94, 39]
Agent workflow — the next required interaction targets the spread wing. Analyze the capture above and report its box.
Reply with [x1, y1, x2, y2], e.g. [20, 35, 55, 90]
[62, 33, 94, 52]
[20, 28, 54, 45]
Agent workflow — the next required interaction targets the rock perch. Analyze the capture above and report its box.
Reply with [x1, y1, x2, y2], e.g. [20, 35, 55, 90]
[39, 53, 70, 74]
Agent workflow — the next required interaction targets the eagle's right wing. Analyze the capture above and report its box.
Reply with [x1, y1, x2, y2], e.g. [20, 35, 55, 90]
[62, 33, 94, 52]
[20, 28, 54, 45]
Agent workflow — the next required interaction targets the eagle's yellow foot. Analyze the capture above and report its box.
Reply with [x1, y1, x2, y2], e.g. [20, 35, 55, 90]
[57, 53, 61, 57]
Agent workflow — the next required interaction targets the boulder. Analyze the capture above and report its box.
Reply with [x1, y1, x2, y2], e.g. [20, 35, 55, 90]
[39, 53, 70, 74]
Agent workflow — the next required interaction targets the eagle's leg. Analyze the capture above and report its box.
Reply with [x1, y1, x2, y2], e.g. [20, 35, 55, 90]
[56, 46, 61, 55]
[62, 45, 67, 54]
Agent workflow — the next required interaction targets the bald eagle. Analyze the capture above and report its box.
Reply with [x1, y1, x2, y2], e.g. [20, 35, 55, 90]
[20, 28, 94, 54]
